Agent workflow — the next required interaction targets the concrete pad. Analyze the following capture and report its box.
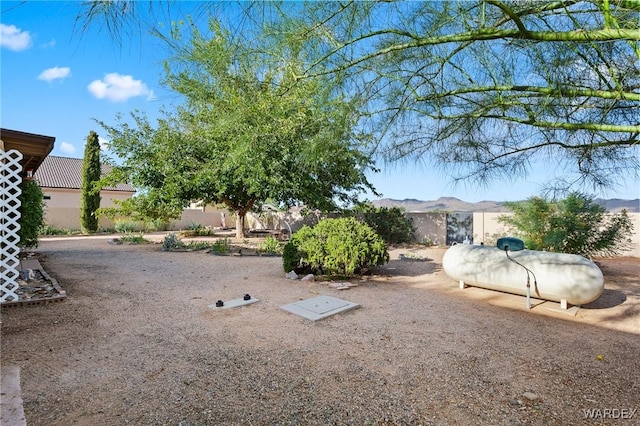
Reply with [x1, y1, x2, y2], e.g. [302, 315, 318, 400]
[280, 295, 360, 321]
[1, 366, 27, 426]
[209, 296, 259, 310]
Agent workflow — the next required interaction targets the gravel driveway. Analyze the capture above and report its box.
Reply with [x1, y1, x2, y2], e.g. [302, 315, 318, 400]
[1, 236, 639, 425]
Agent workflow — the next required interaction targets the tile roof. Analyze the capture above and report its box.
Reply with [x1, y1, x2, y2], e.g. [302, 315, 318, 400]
[34, 156, 136, 192]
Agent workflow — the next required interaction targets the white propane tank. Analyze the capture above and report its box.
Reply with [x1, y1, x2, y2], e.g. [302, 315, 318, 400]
[442, 244, 604, 306]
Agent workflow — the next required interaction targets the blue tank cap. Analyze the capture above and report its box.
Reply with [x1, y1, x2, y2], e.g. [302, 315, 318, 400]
[497, 237, 525, 251]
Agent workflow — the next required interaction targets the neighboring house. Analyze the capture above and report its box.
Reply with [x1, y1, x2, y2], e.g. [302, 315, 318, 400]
[34, 156, 136, 230]
[0, 128, 55, 178]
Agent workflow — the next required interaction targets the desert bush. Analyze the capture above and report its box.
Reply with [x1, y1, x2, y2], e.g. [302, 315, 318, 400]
[144, 218, 170, 232]
[180, 222, 212, 237]
[258, 236, 282, 255]
[210, 238, 230, 254]
[39, 224, 74, 236]
[119, 232, 150, 244]
[114, 219, 140, 233]
[18, 179, 45, 248]
[283, 217, 389, 277]
[162, 233, 183, 250]
[500, 192, 634, 257]
[358, 205, 415, 244]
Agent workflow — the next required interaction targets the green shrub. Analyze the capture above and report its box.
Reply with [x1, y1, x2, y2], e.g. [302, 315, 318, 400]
[18, 179, 45, 248]
[283, 226, 315, 273]
[359, 206, 415, 244]
[119, 232, 150, 244]
[114, 219, 140, 233]
[500, 192, 634, 257]
[210, 238, 230, 254]
[180, 222, 212, 237]
[258, 236, 282, 255]
[144, 218, 170, 232]
[162, 233, 183, 250]
[39, 224, 73, 236]
[284, 217, 389, 277]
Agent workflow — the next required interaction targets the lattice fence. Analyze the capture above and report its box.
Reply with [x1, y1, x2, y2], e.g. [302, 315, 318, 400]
[1, 149, 23, 302]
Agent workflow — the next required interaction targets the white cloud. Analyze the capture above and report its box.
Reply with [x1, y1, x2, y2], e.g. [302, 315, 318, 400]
[87, 73, 151, 102]
[98, 136, 110, 150]
[59, 142, 76, 155]
[38, 66, 71, 82]
[0, 23, 32, 51]
[41, 39, 56, 48]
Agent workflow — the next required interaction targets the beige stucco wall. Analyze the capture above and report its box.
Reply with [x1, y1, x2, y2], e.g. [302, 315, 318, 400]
[170, 208, 235, 230]
[42, 188, 133, 230]
[472, 211, 640, 257]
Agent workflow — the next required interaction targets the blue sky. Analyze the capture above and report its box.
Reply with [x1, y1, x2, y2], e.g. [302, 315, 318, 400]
[2, 1, 638, 203]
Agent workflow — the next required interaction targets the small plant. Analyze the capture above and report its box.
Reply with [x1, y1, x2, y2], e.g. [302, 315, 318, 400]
[115, 219, 140, 233]
[119, 232, 149, 244]
[210, 238, 230, 254]
[39, 224, 72, 236]
[421, 237, 434, 246]
[145, 218, 170, 232]
[180, 222, 212, 237]
[258, 236, 282, 255]
[184, 241, 216, 251]
[162, 233, 184, 251]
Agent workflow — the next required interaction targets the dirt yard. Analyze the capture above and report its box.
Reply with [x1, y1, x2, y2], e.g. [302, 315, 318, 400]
[1, 235, 639, 425]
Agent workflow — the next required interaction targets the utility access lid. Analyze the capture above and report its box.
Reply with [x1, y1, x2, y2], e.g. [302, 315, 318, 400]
[280, 295, 359, 321]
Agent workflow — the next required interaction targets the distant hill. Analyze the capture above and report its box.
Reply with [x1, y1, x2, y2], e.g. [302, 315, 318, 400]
[370, 197, 639, 213]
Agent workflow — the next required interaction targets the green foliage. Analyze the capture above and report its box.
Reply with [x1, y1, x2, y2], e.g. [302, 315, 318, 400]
[179, 222, 212, 237]
[421, 237, 434, 247]
[114, 219, 140, 233]
[258, 236, 282, 255]
[80, 130, 102, 234]
[144, 218, 170, 232]
[18, 179, 45, 248]
[284, 217, 389, 277]
[39, 224, 77, 236]
[357, 205, 415, 244]
[97, 19, 378, 240]
[210, 238, 230, 254]
[499, 192, 634, 257]
[162, 233, 183, 250]
[119, 232, 150, 244]
[285, 1, 639, 190]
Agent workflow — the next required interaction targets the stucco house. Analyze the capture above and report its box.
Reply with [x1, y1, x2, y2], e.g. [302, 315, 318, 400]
[34, 156, 136, 230]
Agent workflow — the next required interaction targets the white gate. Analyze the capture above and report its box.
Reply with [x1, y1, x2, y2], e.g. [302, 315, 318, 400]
[1, 149, 22, 302]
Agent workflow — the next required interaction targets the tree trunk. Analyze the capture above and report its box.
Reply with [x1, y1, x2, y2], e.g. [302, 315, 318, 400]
[235, 211, 245, 240]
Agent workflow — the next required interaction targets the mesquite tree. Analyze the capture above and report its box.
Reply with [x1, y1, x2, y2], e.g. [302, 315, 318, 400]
[80, 130, 102, 233]
[98, 20, 377, 239]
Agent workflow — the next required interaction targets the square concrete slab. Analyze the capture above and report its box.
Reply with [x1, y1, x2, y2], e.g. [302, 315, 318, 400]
[209, 296, 259, 310]
[280, 295, 360, 321]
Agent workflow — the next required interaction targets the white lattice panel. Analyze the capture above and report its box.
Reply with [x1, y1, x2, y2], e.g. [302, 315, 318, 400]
[1, 149, 23, 302]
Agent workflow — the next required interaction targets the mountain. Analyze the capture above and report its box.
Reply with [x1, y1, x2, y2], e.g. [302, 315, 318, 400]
[370, 197, 640, 213]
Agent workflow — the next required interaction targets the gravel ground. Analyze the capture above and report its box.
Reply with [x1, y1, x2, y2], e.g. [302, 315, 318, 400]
[1, 236, 639, 425]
